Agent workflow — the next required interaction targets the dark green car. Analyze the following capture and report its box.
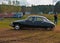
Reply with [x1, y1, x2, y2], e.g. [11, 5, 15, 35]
[10, 16, 55, 30]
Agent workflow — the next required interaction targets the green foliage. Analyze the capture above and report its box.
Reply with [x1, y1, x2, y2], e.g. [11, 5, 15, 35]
[0, 5, 21, 13]
[54, 1, 60, 13]
[31, 5, 53, 14]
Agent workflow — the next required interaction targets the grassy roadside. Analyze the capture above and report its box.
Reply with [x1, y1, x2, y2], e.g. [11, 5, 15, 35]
[0, 18, 21, 29]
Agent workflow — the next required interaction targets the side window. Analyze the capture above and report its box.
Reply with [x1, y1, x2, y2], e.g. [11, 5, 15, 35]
[36, 17, 43, 21]
[28, 17, 32, 21]
[28, 17, 35, 21]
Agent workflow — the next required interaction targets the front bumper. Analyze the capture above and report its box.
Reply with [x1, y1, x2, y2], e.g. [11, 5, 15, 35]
[9, 22, 14, 27]
[10, 24, 14, 27]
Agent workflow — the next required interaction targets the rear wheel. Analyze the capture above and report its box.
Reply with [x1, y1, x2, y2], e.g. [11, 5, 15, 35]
[45, 27, 54, 31]
[47, 28, 52, 31]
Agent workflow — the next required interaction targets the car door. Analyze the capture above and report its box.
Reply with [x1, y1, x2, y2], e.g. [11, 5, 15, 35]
[34, 17, 44, 27]
[24, 17, 35, 27]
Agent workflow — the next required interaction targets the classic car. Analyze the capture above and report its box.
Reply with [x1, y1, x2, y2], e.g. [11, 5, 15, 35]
[10, 16, 55, 30]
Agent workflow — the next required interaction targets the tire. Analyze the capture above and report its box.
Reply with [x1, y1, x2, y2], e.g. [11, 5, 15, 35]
[14, 25, 21, 30]
[46, 27, 54, 31]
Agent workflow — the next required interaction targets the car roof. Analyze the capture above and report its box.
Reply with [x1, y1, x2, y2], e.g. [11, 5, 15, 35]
[28, 15, 46, 18]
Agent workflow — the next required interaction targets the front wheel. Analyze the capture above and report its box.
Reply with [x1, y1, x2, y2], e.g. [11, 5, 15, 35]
[14, 25, 21, 30]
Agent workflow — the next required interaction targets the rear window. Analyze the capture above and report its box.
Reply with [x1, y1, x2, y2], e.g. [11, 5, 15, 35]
[36, 17, 43, 21]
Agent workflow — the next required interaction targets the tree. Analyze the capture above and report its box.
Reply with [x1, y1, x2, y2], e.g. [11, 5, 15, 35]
[31, 5, 53, 14]
[0, 6, 1, 13]
[54, 1, 60, 13]
[8, 0, 11, 5]
[0, 5, 21, 13]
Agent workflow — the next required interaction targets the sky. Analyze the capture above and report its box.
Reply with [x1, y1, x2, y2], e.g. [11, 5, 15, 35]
[27, 0, 53, 5]
[0, 0, 60, 6]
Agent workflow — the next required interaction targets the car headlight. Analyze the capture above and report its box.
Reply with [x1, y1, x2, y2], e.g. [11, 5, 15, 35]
[10, 22, 14, 26]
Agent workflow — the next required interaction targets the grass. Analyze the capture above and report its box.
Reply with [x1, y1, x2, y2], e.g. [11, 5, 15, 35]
[0, 14, 60, 29]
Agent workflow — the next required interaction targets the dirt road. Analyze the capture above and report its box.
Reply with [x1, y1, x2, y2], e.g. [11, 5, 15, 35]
[0, 26, 60, 43]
